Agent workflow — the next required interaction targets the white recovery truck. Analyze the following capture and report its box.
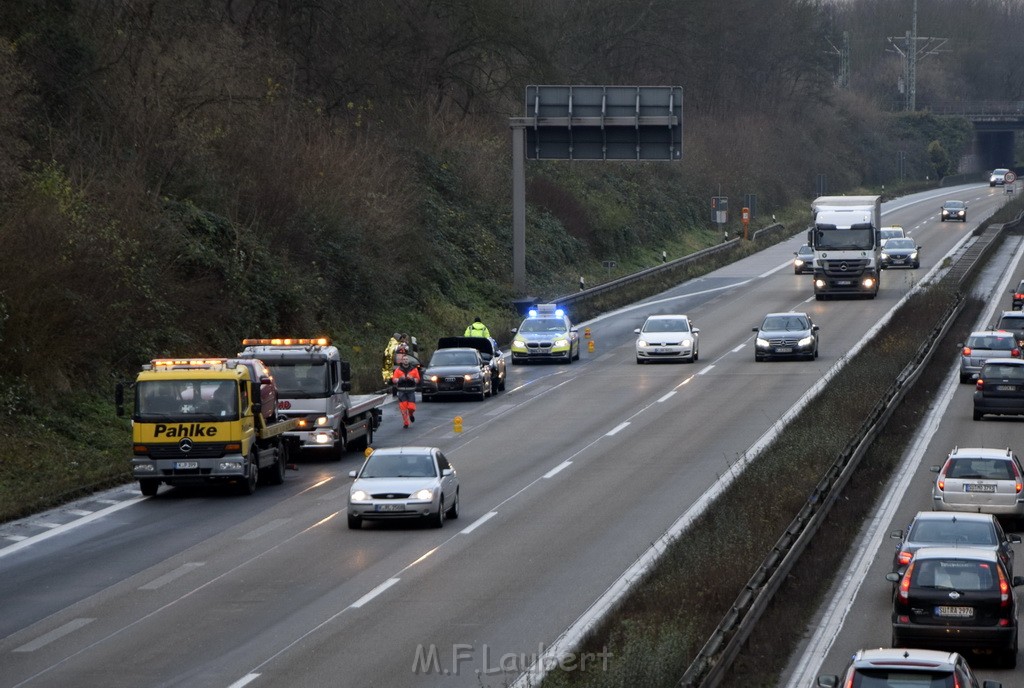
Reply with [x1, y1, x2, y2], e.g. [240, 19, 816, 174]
[808, 195, 883, 300]
[238, 338, 385, 459]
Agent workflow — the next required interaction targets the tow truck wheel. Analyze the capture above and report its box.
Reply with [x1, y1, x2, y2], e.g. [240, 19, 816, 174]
[239, 457, 258, 495]
[139, 479, 159, 497]
[263, 446, 287, 486]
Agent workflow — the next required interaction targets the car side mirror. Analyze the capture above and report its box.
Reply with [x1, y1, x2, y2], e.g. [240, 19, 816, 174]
[812, 325, 820, 331]
[1010, 534, 1022, 544]
[752, 326, 759, 332]
[348, 470, 357, 478]
[884, 572, 901, 583]
[816, 677, 838, 688]
[980, 681, 1002, 688]
[633, 328, 641, 334]
[889, 529, 903, 539]
[929, 465, 940, 473]
[1013, 576, 1024, 587]
[692, 328, 700, 334]
[441, 468, 453, 476]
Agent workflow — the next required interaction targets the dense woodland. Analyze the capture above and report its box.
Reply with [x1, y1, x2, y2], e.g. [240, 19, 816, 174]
[0, 0, 1021, 424]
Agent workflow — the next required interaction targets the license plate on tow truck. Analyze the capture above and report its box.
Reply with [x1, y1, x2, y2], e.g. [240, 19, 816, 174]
[175, 461, 199, 469]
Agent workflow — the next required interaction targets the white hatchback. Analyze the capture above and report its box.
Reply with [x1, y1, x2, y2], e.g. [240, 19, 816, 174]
[634, 314, 699, 363]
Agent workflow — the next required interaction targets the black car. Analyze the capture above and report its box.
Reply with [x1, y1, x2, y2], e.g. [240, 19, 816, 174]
[753, 312, 819, 361]
[420, 346, 493, 401]
[793, 244, 815, 274]
[885, 547, 1023, 668]
[436, 336, 506, 394]
[889, 511, 1019, 578]
[880, 237, 921, 269]
[1010, 280, 1024, 311]
[941, 200, 967, 222]
[974, 358, 1024, 420]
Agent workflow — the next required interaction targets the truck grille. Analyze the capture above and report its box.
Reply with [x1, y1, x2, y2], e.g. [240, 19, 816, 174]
[820, 258, 871, 276]
[148, 444, 228, 459]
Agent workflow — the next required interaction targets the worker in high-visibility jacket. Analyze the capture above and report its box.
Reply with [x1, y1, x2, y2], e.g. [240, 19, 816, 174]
[464, 317, 490, 338]
[381, 332, 402, 385]
[391, 353, 421, 428]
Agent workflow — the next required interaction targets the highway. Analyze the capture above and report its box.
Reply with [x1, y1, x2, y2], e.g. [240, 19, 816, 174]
[785, 196, 1024, 686]
[0, 185, 1012, 688]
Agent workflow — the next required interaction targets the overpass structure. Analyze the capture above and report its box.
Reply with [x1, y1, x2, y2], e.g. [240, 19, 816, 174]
[930, 100, 1024, 171]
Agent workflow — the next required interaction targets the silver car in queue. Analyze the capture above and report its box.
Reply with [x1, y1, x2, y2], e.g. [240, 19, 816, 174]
[348, 446, 459, 529]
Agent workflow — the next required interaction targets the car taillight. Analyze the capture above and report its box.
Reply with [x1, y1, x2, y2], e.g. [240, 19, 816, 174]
[897, 551, 913, 566]
[997, 564, 1012, 608]
[1016, 293, 1024, 300]
[1014, 349, 1021, 357]
[898, 561, 914, 603]
[977, 378, 984, 391]
[962, 346, 972, 356]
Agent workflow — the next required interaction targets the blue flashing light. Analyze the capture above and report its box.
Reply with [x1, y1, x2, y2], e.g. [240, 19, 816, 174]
[528, 308, 538, 317]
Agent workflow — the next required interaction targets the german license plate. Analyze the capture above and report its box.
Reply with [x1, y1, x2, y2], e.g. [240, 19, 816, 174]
[935, 606, 974, 618]
[175, 461, 199, 469]
[375, 504, 405, 512]
[893, 258, 905, 264]
[997, 385, 1017, 391]
[965, 483, 996, 493]
[836, 280, 853, 286]
[655, 348, 670, 353]
[776, 347, 792, 353]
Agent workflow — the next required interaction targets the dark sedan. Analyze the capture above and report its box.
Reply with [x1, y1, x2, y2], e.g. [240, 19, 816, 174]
[941, 200, 967, 222]
[879, 237, 921, 269]
[889, 511, 1019, 578]
[753, 312, 819, 362]
[420, 346, 493, 401]
[436, 336, 506, 393]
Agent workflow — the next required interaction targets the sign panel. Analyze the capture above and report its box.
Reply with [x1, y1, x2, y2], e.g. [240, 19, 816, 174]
[522, 85, 683, 161]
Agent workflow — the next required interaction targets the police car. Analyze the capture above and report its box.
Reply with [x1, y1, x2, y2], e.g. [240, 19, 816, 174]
[510, 304, 580, 364]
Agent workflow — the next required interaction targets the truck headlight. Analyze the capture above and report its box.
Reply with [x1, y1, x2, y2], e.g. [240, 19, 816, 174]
[862, 277, 875, 288]
[314, 432, 333, 444]
[316, 416, 329, 426]
[133, 464, 156, 473]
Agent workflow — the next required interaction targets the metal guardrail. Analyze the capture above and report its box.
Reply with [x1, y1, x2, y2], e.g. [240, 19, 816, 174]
[678, 212, 1024, 687]
[549, 223, 787, 312]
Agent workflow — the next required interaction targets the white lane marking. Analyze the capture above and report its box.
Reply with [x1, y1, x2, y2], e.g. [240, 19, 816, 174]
[349, 578, 401, 609]
[657, 391, 676, 403]
[485, 404, 515, 416]
[731, 343, 745, 353]
[606, 422, 630, 436]
[461, 512, 498, 535]
[226, 673, 261, 688]
[0, 498, 145, 560]
[140, 563, 206, 590]
[544, 461, 572, 479]
[240, 519, 290, 540]
[697, 365, 715, 375]
[14, 618, 94, 652]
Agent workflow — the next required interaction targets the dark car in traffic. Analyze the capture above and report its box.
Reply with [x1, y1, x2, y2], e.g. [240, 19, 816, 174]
[994, 310, 1024, 348]
[974, 358, 1024, 420]
[436, 336, 506, 394]
[885, 547, 1023, 668]
[793, 244, 815, 274]
[753, 312, 819, 361]
[880, 237, 921, 269]
[941, 200, 967, 222]
[1010, 280, 1024, 311]
[890, 511, 1019, 578]
[420, 346, 493, 401]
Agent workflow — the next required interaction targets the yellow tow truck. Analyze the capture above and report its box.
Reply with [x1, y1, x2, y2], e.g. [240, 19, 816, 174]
[117, 358, 298, 496]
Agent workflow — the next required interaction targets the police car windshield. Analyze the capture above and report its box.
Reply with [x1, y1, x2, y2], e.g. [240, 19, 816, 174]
[520, 318, 566, 333]
[268, 363, 329, 397]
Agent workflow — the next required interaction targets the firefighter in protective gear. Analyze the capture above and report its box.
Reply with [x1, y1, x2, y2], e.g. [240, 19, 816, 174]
[464, 317, 490, 338]
[382, 332, 402, 384]
[391, 353, 421, 428]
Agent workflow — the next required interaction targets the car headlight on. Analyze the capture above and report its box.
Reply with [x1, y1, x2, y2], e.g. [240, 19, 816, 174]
[351, 489, 370, 502]
[794, 258, 805, 266]
[637, 338, 649, 347]
[316, 416, 329, 426]
[798, 335, 815, 347]
[513, 337, 526, 347]
[463, 372, 481, 381]
[958, 211, 965, 216]
[411, 488, 434, 501]
[428, 374, 440, 383]
[881, 252, 889, 259]
[553, 338, 569, 348]
[910, 251, 918, 259]
[756, 337, 770, 348]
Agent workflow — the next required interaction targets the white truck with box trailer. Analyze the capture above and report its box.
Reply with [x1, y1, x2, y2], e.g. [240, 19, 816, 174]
[808, 195, 883, 300]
